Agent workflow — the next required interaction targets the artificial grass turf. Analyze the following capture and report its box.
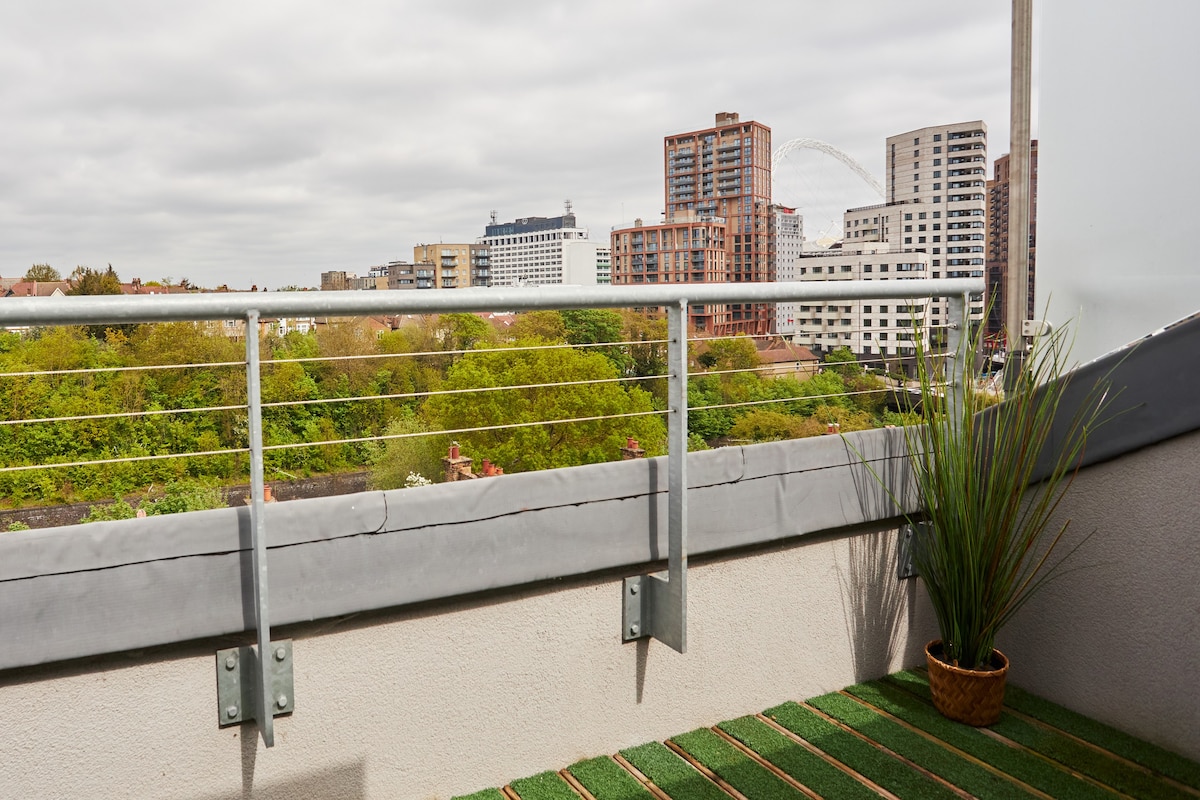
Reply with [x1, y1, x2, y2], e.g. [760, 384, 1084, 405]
[617, 741, 730, 800]
[452, 790, 507, 800]
[763, 701, 962, 800]
[669, 726, 808, 799]
[566, 755, 656, 800]
[805, 691, 1038, 800]
[885, 670, 1197, 800]
[716, 715, 880, 800]
[843, 679, 1117, 800]
[1003, 683, 1200, 790]
[508, 770, 581, 800]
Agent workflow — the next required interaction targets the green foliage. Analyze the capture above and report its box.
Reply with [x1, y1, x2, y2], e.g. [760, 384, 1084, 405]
[140, 480, 224, 515]
[824, 346, 863, 377]
[6, 521, 31, 532]
[366, 412, 451, 490]
[728, 410, 822, 442]
[23, 264, 61, 282]
[509, 311, 566, 342]
[697, 335, 759, 370]
[81, 499, 137, 523]
[425, 339, 665, 472]
[67, 265, 123, 296]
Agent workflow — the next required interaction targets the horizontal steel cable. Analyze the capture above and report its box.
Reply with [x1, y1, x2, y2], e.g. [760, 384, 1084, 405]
[0, 360, 245, 379]
[264, 338, 671, 365]
[0, 403, 247, 427]
[0, 446, 250, 474]
[261, 373, 664, 410]
[260, 409, 668, 452]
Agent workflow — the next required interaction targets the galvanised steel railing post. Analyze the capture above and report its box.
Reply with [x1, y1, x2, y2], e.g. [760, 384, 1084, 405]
[244, 310, 274, 747]
[622, 299, 687, 653]
[946, 294, 968, 430]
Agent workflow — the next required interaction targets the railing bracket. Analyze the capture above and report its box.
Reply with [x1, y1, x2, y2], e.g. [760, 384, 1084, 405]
[216, 640, 294, 728]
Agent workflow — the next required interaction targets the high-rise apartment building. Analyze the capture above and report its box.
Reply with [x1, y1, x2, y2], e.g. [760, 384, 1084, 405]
[610, 212, 729, 319]
[791, 121, 987, 368]
[611, 112, 774, 334]
[985, 140, 1038, 343]
[479, 207, 607, 287]
[413, 243, 492, 288]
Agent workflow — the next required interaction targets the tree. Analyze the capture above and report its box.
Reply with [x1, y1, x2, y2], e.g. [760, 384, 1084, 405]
[560, 309, 630, 375]
[68, 265, 123, 296]
[366, 411, 452, 489]
[509, 311, 566, 342]
[23, 264, 61, 282]
[823, 346, 863, 378]
[425, 340, 665, 472]
[696, 336, 759, 371]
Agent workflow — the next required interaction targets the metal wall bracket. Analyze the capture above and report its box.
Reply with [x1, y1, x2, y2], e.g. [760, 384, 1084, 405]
[897, 524, 920, 580]
[623, 301, 688, 654]
[217, 640, 294, 727]
[623, 572, 685, 651]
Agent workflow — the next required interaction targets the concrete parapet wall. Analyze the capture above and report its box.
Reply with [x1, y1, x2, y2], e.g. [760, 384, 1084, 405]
[0, 524, 932, 799]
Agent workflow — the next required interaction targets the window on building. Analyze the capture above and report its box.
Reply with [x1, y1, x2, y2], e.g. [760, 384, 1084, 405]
[903, 213, 912, 221]
[913, 137, 919, 145]
[934, 158, 942, 166]
[933, 134, 942, 142]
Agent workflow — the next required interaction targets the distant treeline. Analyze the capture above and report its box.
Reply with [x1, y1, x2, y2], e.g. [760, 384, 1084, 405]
[0, 309, 906, 509]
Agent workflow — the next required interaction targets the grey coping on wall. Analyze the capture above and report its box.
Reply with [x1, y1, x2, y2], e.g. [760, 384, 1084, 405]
[0, 428, 912, 671]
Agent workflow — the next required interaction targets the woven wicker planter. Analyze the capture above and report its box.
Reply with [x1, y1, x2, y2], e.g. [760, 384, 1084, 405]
[925, 640, 1009, 726]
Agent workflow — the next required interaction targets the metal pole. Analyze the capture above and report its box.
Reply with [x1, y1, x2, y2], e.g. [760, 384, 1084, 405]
[244, 311, 274, 747]
[946, 295, 968, 431]
[665, 300, 688, 653]
[1006, 0, 1034, 349]
[622, 300, 689, 652]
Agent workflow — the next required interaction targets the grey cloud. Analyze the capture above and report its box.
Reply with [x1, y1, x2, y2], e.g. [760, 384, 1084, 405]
[0, 1, 1017, 289]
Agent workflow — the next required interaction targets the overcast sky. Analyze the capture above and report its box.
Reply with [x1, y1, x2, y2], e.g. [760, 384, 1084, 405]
[1, 2, 1028, 289]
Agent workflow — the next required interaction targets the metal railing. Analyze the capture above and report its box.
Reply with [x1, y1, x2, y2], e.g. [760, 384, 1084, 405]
[0, 278, 982, 746]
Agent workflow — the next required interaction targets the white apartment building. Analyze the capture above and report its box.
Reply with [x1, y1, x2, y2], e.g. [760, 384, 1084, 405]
[792, 121, 987, 367]
[771, 204, 804, 333]
[790, 245, 934, 359]
[479, 208, 608, 287]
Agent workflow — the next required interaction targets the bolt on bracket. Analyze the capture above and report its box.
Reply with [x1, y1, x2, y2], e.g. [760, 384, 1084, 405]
[216, 640, 294, 727]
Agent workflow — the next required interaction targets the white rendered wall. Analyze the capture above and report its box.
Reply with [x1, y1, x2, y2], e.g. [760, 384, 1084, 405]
[0, 526, 933, 799]
[1001, 428, 1200, 762]
[1038, 1, 1200, 363]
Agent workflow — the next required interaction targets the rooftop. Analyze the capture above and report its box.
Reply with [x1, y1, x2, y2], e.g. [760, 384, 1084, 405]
[454, 670, 1200, 799]
[0, 282, 1197, 797]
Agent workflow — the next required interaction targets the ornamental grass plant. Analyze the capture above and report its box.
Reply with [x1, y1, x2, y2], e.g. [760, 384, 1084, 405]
[894, 312, 1114, 671]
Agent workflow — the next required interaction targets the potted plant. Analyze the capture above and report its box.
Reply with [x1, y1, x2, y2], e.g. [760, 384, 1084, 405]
[874, 314, 1113, 725]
